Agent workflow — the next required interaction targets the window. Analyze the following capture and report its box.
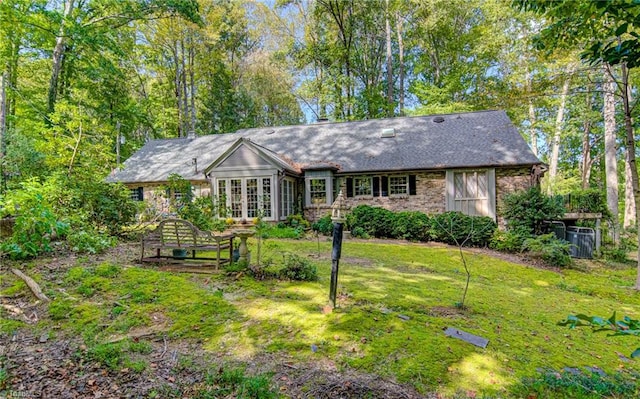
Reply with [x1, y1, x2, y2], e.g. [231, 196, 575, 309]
[280, 179, 294, 219]
[446, 169, 495, 219]
[217, 177, 274, 220]
[217, 180, 227, 217]
[246, 178, 259, 218]
[309, 179, 327, 204]
[261, 178, 272, 218]
[347, 175, 416, 198]
[354, 176, 372, 197]
[389, 176, 408, 195]
[230, 179, 242, 218]
[129, 187, 143, 201]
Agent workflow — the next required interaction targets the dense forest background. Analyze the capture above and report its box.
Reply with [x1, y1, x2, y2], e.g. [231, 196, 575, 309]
[0, 0, 639, 232]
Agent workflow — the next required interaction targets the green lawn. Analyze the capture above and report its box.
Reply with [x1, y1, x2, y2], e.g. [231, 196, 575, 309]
[2, 238, 639, 397]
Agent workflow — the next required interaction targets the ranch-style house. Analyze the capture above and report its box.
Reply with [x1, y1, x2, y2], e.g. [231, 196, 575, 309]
[106, 110, 545, 224]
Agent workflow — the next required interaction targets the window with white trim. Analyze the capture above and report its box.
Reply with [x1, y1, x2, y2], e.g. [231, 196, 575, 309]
[280, 179, 294, 219]
[217, 177, 274, 220]
[354, 176, 372, 197]
[230, 179, 242, 218]
[261, 178, 272, 218]
[309, 178, 327, 204]
[217, 180, 227, 217]
[389, 176, 408, 195]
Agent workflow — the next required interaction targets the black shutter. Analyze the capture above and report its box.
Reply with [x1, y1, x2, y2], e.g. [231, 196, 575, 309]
[373, 176, 380, 197]
[409, 175, 417, 195]
[346, 177, 353, 197]
[381, 176, 388, 196]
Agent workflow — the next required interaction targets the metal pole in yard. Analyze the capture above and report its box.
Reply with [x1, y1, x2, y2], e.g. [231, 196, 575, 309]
[330, 221, 343, 308]
[329, 190, 347, 308]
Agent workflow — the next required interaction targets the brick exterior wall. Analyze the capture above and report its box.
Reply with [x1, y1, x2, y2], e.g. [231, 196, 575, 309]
[129, 167, 536, 225]
[304, 172, 446, 221]
[495, 167, 535, 227]
[303, 167, 536, 224]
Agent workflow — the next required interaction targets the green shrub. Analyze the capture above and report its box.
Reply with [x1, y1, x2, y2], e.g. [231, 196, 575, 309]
[178, 196, 215, 231]
[430, 212, 496, 247]
[522, 233, 572, 267]
[391, 211, 431, 241]
[350, 226, 370, 239]
[601, 246, 629, 263]
[0, 179, 69, 259]
[284, 214, 310, 229]
[502, 187, 565, 235]
[513, 368, 640, 399]
[279, 254, 318, 281]
[70, 180, 138, 236]
[565, 188, 611, 218]
[489, 228, 528, 253]
[312, 214, 334, 236]
[44, 174, 138, 236]
[347, 205, 395, 238]
[67, 229, 117, 254]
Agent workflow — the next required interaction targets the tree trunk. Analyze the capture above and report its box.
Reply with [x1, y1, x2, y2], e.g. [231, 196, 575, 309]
[48, 0, 75, 119]
[581, 88, 593, 189]
[615, 63, 640, 289]
[395, 11, 405, 116]
[525, 69, 538, 156]
[171, 39, 182, 137]
[603, 63, 619, 243]
[625, 158, 636, 229]
[7, 39, 20, 127]
[180, 37, 189, 136]
[385, 0, 393, 117]
[0, 73, 6, 192]
[624, 81, 636, 229]
[547, 66, 572, 194]
[189, 39, 196, 136]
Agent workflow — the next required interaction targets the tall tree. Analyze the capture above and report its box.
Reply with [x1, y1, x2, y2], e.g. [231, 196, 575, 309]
[547, 64, 574, 193]
[520, 0, 640, 288]
[603, 63, 620, 242]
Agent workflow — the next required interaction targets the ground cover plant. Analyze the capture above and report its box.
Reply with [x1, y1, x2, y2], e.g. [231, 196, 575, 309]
[1, 239, 639, 398]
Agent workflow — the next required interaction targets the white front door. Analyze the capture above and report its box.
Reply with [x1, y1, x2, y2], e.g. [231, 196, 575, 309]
[217, 177, 273, 221]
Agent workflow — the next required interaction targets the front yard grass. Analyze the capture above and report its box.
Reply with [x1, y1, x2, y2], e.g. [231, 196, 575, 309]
[2, 238, 639, 397]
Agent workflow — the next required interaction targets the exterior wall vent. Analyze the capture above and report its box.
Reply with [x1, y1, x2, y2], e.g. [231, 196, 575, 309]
[381, 128, 396, 138]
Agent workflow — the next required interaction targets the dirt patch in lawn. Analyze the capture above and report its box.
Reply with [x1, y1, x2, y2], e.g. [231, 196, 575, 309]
[427, 305, 468, 318]
[1, 242, 433, 398]
[1, 330, 432, 398]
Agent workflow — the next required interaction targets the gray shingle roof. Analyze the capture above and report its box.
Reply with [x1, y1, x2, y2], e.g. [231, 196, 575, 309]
[107, 110, 541, 184]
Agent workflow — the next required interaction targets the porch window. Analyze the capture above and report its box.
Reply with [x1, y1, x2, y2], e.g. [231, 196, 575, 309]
[280, 179, 294, 219]
[247, 178, 259, 218]
[261, 178, 272, 218]
[230, 179, 242, 218]
[217, 176, 274, 220]
[217, 180, 227, 217]
[446, 169, 495, 219]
